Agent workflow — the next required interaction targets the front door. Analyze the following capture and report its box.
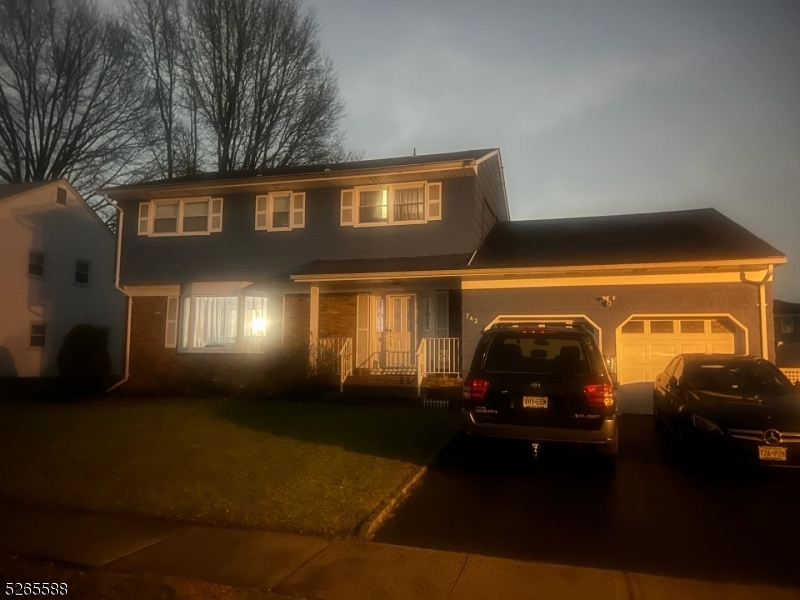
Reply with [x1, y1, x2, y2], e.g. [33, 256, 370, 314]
[386, 295, 415, 367]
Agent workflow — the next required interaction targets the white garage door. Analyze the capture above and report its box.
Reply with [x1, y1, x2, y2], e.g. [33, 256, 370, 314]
[617, 318, 736, 385]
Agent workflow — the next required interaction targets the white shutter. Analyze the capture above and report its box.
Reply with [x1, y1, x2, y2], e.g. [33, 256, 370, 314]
[426, 182, 442, 221]
[291, 192, 305, 228]
[137, 202, 150, 235]
[340, 189, 354, 226]
[165, 296, 179, 348]
[209, 198, 223, 232]
[255, 195, 268, 230]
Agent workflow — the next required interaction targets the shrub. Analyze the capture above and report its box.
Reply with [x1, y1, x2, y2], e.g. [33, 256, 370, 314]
[57, 324, 113, 396]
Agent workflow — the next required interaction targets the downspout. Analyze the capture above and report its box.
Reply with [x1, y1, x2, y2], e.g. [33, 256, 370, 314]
[740, 265, 773, 359]
[107, 200, 132, 392]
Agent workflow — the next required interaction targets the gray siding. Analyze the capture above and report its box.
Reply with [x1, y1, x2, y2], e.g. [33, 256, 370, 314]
[461, 282, 767, 374]
[474, 153, 508, 244]
[120, 176, 480, 285]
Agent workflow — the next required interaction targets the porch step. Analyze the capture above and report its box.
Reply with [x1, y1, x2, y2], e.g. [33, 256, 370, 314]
[341, 383, 421, 397]
[345, 374, 417, 386]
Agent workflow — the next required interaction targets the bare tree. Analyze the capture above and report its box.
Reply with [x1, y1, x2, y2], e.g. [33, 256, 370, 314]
[0, 0, 151, 207]
[183, 0, 348, 172]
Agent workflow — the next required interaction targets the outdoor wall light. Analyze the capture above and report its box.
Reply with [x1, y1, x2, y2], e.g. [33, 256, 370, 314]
[597, 295, 616, 308]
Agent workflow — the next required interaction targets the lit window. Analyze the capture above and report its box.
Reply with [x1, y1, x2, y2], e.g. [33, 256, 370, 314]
[358, 189, 388, 223]
[782, 318, 795, 334]
[180, 295, 269, 351]
[244, 297, 268, 338]
[153, 202, 179, 233]
[28, 251, 45, 277]
[192, 296, 239, 348]
[30, 324, 46, 347]
[75, 260, 90, 285]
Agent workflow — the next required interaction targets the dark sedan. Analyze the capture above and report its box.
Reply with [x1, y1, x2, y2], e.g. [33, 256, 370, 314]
[653, 354, 800, 465]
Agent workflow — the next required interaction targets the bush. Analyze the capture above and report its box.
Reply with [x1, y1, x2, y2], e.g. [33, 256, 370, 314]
[57, 324, 113, 396]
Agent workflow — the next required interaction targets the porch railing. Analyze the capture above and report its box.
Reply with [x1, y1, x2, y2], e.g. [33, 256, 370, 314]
[781, 368, 800, 385]
[424, 338, 461, 375]
[315, 337, 352, 391]
[339, 338, 353, 392]
[416, 340, 426, 395]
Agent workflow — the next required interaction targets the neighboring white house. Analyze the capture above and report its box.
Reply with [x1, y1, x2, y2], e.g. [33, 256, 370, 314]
[0, 180, 125, 378]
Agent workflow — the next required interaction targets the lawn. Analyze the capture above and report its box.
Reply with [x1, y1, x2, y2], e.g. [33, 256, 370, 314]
[0, 398, 459, 536]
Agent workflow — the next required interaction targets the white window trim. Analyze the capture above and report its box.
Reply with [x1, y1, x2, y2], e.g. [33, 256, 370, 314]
[348, 181, 435, 228]
[177, 293, 271, 353]
[74, 259, 91, 287]
[146, 197, 214, 237]
[255, 191, 305, 232]
[268, 191, 293, 232]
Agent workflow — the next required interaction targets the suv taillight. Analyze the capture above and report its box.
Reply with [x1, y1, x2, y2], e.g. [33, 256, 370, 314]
[585, 383, 615, 407]
[463, 378, 489, 401]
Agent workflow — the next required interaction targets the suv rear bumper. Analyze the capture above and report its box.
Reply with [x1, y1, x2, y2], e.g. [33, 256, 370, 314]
[462, 410, 618, 453]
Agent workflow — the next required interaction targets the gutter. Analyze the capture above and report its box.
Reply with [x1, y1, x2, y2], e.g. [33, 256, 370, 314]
[107, 200, 132, 392]
[740, 265, 773, 360]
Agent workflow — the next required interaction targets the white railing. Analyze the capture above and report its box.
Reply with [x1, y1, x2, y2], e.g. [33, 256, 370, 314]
[339, 338, 353, 392]
[416, 340, 426, 395]
[781, 368, 800, 385]
[424, 338, 461, 375]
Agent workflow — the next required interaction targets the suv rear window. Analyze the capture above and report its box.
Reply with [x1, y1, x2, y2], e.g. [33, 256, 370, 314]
[484, 335, 595, 375]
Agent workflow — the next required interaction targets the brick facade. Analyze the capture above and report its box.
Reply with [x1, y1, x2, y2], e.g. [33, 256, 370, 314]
[319, 294, 358, 341]
[283, 294, 310, 349]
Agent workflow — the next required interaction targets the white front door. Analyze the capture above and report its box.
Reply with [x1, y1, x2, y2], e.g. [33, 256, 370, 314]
[386, 295, 415, 367]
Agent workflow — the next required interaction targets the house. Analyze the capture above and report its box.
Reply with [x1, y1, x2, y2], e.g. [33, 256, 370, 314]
[774, 299, 800, 367]
[102, 149, 786, 394]
[0, 180, 126, 378]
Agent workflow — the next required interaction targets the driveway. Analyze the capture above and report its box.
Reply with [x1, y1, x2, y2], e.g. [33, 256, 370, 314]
[374, 415, 800, 588]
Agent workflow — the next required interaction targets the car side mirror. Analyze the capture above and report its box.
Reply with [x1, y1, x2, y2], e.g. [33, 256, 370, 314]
[668, 376, 679, 390]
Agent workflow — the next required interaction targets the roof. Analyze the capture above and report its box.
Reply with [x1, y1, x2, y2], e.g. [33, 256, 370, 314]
[291, 254, 472, 277]
[467, 208, 785, 269]
[0, 180, 55, 201]
[775, 299, 800, 315]
[103, 149, 498, 192]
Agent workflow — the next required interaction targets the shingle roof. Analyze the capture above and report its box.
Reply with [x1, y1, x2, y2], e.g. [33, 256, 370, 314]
[0, 180, 54, 200]
[468, 208, 784, 269]
[110, 149, 497, 189]
[775, 299, 800, 315]
[291, 254, 473, 277]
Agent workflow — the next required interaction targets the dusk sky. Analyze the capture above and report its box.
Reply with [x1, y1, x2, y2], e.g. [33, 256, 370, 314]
[307, 0, 800, 300]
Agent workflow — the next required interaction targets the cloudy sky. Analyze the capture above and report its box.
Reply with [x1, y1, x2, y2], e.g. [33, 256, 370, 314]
[307, 0, 800, 300]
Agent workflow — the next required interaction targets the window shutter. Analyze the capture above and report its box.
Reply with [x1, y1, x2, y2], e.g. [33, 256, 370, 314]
[291, 192, 305, 228]
[255, 195, 268, 230]
[165, 296, 179, 348]
[340, 189, 354, 226]
[138, 202, 150, 235]
[426, 182, 442, 221]
[209, 198, 223, 232]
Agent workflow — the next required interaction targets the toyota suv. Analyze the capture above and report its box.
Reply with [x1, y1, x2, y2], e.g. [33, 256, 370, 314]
[462, 323, 618, 460]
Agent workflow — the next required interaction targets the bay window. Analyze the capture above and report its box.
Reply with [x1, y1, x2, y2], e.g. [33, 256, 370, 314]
[178, 295, 270, 351]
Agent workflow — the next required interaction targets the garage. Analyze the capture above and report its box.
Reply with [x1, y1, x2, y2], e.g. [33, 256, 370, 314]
[616, 316, 738, 384]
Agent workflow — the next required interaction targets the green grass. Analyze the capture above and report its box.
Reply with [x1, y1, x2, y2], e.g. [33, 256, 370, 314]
[0, 398, 459, 536]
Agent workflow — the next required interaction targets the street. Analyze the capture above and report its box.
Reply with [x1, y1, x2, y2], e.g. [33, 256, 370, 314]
[374, 414, 800, 588]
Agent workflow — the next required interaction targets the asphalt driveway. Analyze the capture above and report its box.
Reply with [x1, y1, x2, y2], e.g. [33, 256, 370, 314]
[374, 414, 800, 588]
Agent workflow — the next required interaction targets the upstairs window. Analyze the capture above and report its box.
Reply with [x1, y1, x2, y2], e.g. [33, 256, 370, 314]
[56, 187, 67, 205]
[255, 192, 305, 231]
[30, 324, 46, 347]
[28, 251, 45, 277]
[341, 182, 441, 227]
[139, 198, 223, 236]
[75, 260, 90, 285]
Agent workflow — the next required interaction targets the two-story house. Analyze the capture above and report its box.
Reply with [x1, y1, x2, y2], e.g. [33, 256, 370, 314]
[103, 149, 786, 395]
[0, 180, 126, 378]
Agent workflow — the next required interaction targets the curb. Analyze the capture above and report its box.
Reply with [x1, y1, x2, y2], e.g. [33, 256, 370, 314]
[355, 465, 428, 541]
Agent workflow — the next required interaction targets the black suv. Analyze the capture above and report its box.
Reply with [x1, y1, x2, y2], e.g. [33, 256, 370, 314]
[462, 323, 618, 457]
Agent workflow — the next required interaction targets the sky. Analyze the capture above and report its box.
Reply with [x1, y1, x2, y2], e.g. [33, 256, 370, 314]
[306, 0, 800, 301]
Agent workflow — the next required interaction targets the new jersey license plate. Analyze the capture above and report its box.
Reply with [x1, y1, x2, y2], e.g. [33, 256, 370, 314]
[758, 446, 787, 461]
[523, 396, 548, 409]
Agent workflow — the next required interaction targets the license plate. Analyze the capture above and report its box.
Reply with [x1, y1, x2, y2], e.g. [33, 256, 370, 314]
[758, 446, 787, 461]
[523, 396, 548, 409]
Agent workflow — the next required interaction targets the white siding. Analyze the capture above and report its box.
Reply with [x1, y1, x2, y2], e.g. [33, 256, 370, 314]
[0, 183, 126, 377]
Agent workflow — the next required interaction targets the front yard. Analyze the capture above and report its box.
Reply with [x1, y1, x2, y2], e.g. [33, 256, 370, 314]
[0, 397, 458, 536]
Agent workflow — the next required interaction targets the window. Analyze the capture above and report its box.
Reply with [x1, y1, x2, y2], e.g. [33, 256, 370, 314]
[342, 182, 442, 227]
[485, 335, 592, 375]
[75, 260, 90, 285]
[621, 320, 644, 334]
[141, 198, 224, 236]
[781, 318, 794, 334]
[423, 298, 432, 331]
[56, 187, 67, 205]
[98, 327, 110, 350]
[649, 320, 674, 334]
[255, 192, 305, 231]
[711, 318, 735, 334]
[28, 251, 45, 277]
[680, 320, 705, 334]
[178, 295, 269, 351]
[30, 324, 46, 347]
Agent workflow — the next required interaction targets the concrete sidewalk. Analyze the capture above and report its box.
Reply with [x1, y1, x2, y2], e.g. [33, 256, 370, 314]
[0, 504, 797, 600]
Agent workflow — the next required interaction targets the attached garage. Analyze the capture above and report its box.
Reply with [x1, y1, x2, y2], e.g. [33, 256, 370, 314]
[615, 316, 741, 385]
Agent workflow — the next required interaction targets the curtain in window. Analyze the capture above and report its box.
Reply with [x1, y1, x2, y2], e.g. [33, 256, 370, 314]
[244, 297, 268, 337]
[394, 187, 424, 221]
[193, 296, 238, 347]
[359, 190, 388, 222]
